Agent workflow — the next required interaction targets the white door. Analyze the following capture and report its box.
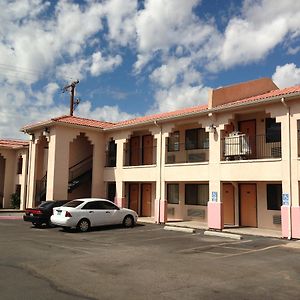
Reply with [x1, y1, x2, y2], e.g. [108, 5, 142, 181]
[81, 201, 108, 226]
[100, 201, 122, 225]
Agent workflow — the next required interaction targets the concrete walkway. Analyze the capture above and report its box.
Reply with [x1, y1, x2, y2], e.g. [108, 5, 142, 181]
[138, 217, 282, 239]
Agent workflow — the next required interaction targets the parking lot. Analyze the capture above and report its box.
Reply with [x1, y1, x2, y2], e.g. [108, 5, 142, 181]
[1, 219, 300, 300]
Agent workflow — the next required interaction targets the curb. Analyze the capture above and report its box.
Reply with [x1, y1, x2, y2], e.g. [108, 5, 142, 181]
[164, 226, 196, 233]
[204, 230, 242, 240]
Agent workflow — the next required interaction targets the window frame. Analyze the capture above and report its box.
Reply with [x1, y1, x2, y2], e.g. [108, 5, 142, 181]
[185, 184, 209, 206]
[267, 184, 282, 211]
[265, 118, 281, 143]
[167, 183, 179, 204]
[185, 128, 209, 150]
[168, 131, 180, 152]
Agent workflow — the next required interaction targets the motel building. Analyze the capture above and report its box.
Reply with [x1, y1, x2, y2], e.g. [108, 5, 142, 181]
[2, 77, 300, 239]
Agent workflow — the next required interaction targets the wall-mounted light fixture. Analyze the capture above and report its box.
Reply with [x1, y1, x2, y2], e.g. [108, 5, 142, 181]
[207, 124, 217, 133]
[43, 127, 50, 137]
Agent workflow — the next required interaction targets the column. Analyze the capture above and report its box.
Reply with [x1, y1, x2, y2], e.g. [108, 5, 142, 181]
[91, 135, 104, 198]
[115, 139, 126, 207]
[207, 126, 224, 230]
[20, 152, 28, 210]
[46, 130, 70, 200]
[27, 139, 38, 208]
[3, 152, 15, 208]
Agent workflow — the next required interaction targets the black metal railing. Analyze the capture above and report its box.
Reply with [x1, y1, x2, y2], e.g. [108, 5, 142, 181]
[69, 155, 93, 182]
[221, 134, 281, 160]
[105, 151, 116, 167]
[165, 143, 209, 164]
[35, 173, 47, 203]
[124, 146, 157, 166]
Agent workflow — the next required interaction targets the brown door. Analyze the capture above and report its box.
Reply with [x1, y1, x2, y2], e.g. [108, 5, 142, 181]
[129, 183, 139, 213]
[142, 135, 153, 165]
[130, 136, 140, 165]
[240, 184, 257, 227]
[239, 120, 256, 158]
[141, 183, 151, 217]
[223, 183, 235, 225]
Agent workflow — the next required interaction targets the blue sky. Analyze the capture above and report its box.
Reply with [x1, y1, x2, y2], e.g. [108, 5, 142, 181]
[1, 0, 300, 138]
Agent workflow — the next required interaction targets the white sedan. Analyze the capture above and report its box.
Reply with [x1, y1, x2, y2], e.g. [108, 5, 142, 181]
[51, 198, 138, 232]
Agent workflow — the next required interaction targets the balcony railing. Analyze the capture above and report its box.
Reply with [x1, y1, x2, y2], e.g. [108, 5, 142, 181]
[165, 143, 209, 164]
[221, 134, 281, 160]
[124, 146, 157, 166]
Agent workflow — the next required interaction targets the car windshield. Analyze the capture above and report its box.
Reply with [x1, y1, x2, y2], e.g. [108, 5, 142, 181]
[63, 200, 84, 208]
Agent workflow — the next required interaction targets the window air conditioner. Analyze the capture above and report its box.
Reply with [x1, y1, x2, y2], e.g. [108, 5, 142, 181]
[224, 132, 251, 157]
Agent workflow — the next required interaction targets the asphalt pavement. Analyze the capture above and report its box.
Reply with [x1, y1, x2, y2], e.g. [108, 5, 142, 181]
[1, 219, 300, 300]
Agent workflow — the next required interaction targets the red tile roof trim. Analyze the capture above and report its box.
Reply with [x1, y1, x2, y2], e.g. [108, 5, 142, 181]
[52, 115, 114, 129]
[0, 139, 29, 149]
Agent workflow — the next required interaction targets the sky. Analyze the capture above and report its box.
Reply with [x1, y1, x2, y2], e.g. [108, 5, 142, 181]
[1, 0, 300, 139]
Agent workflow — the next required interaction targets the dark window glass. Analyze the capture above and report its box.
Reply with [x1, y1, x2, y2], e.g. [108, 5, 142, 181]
[15, 184, 21, 197]
[63, 200, 84, 208]
[267, 184, 282, 210]
[167, 184, 179, 204]
[102, 201, 119, 210]
[185, 128, 209, 150]
[107, 140, 117, 167]
[107, 182, 116, 202]
[185, 184, 209, 206]
[168, 131, 180, 152]
[17, 156, 23, 174]
[266, 118, 281, 143]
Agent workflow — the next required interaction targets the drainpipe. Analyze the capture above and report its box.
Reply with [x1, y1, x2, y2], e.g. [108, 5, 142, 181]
[154, 120, 162, 223]
[281, 97, 292, 240]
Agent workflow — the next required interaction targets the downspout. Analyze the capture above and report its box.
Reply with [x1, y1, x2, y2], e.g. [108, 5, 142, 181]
[154, 120, 162, 223]
[281, 97, 292, 240]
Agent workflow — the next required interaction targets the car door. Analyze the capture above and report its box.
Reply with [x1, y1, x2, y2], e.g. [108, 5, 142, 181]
[101, 201, 122, 225]
[81, 201, 105, 227]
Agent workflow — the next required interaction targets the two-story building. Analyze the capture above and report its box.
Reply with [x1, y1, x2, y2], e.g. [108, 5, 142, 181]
[18, 78, 300, 239]
[0, 139, 29, 209]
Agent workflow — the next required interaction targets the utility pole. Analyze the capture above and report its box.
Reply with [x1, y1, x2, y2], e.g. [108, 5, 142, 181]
[62, 80, 79, 116]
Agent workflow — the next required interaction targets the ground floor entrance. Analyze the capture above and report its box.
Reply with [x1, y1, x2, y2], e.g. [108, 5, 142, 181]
[127, 182, 153, 217]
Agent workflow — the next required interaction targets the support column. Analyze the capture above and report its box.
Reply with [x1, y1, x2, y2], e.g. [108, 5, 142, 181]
[27, 139, 38, 208]
[91, 136, 104, 198]
[2, 152, 15, 208]
[20, 152, 28, 210]
[115, 139, 126, 207]
[207, 126, 224, 230]
[46, 130, 70, 200]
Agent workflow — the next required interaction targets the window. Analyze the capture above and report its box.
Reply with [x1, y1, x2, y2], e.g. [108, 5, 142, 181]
[185, 184, 209, 206]
[167, 184, 179, 204]
[266, 118, 281, 143]
[106, 140, 117, 167]
[267, 184, 282, 210]
[101, 201, 119, 210]
[107, 182, 116, 202]
[168, 131, 180, 152]
[185, 128, 209, 150]
[63, 200, 84, 208]
[17, 156, 23, 174]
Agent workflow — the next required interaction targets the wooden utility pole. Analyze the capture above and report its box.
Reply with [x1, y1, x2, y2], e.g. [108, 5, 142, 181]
[62, 80, 79, 116]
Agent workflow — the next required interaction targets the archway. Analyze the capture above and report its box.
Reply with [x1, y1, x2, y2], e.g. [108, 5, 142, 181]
[68, 133, 93, 200]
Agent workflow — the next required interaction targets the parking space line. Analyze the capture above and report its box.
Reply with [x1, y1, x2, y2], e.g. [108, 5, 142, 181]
[220, 244, 281, 258]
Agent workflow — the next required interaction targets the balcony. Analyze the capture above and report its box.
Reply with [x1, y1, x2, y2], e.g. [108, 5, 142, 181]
[124, 146, 157, 166]
[165, 143, 209, 164]
[221, 133, 281, 160]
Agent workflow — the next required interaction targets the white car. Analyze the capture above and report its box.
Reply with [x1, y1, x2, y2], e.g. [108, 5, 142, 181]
[51, 198, 138, 232]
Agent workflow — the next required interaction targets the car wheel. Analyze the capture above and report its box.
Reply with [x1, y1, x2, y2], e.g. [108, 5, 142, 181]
[77, 219, 90, 232]
[123, 215, 134, 228]
[32, 222, 42, 227]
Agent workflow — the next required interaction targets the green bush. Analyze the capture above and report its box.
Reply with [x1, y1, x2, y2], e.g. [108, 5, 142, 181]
[10, 193, 20, 209]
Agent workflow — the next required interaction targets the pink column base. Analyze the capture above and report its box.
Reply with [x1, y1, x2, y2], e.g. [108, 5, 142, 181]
[292, 207, 300, 239]
[281, 206, 289, 238]
[208, 202, 223, 230]
[114, 197, 126, 208]
[154, 199, 167, 224]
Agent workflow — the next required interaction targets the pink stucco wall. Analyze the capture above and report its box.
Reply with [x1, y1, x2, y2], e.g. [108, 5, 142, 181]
[281, 206, 289, 238]
[208, 202, 223, 230]
[292, 207, 300, 239]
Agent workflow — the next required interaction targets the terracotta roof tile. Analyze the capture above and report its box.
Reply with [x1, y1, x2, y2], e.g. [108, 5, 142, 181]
[52, 115, 114, 129]
[0, 139, 29, 149]
[111, 104, 208, 128]
[215, 85, 300, 109]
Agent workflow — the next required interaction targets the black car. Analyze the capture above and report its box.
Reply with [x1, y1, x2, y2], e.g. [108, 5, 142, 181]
[23, 200, 69, 227]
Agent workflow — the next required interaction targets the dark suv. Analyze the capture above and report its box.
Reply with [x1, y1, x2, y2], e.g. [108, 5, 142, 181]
[23, 200, 69, 227]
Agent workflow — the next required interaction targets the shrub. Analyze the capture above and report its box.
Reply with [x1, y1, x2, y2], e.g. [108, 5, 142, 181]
[10, 193, 20, 209]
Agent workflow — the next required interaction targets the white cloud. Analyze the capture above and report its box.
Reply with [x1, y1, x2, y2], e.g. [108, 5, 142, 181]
[150, 84, 210, 113]
[56, 58, 90, 81]
[90, 52, 122, 76]
[272, 63, 300, 88]
[76, 101, 136, 123]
